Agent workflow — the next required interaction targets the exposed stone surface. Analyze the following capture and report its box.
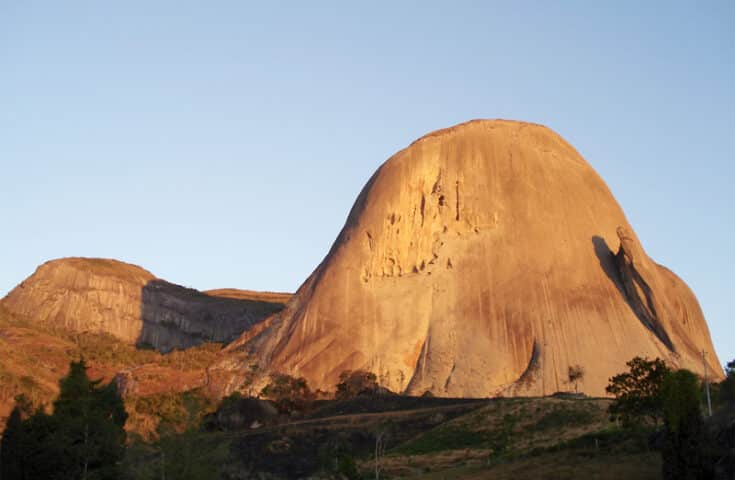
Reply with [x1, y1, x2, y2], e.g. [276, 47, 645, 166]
[235, 119, 723, 397]
[0, 258, 289, 352]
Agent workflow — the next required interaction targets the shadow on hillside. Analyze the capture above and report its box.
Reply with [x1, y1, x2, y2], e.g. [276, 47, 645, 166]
[592, 236, 626, 298]
[592, 235, 645, 323]
[137, 280, 286, 353]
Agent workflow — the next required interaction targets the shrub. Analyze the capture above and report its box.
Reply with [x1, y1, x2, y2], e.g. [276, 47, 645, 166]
[335, 370, 380, 400]
[260, 373, 311, 414]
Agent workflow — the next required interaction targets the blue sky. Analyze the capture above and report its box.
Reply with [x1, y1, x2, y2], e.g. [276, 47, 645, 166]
[1, 2, 733, 365]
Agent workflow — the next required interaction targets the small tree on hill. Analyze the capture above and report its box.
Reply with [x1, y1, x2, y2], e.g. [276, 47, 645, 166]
[335, 370, 380, 400]
[567, 365, 585, 393]
[606, 356, 671, 428]
[260, 372, 311, 414]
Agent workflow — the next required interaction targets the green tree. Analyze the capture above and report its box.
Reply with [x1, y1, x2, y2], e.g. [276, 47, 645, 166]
[717, 359, 735, 405]
[260, 372, 311, 414]
[335, 370, 380, 400]
[0, 360, 128, 480]
[1, 406, 24, 479]
[606, 356, 671, 428]
[52, 360, 128, 480]
[660, 369, 709, 480]
[15, 408, 68, 480]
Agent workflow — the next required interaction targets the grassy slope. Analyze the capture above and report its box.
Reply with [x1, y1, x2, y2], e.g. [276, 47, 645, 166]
[0, 305, 222, 438]
[212, 395, 658, 479]
[369, 397, 661, 479]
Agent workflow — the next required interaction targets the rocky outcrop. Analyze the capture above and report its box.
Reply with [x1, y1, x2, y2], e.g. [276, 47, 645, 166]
[0, 258, 290, 352]
[230, 119, 723, 397]
[137, 279, 288, 352]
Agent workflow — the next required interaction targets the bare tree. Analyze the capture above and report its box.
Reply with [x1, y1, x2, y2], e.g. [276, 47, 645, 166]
[373, 420, 394, 480]
[568, 364, 585, 393]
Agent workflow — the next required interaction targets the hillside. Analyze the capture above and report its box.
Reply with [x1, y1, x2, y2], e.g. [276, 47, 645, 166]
[0, 257, 289, 352]
[0, 304, 236, 438]
[125, 395, 662, 480]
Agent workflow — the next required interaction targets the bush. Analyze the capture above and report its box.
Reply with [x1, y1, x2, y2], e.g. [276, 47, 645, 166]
[335, 370, 380, 400]
[260, 373, 312, 414]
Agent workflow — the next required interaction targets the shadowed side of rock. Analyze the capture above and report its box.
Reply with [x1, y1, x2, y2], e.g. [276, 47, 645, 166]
[138, 280, 288, 352]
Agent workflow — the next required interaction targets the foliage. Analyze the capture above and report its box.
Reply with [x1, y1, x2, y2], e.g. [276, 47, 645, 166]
[219, 390, 243, 411]
[606, 356, 671, 428]
[260, 372, 312, 414]
[394, 414, 517, 456]
[121, 430, 229, 480]
[660, 369, 710, 480]
[335, 369, 380, 400]
[715, 358, 735, 406]
[130, 389, 215, 432]
[0, 406, 24, 479]
[0, 359, 128, 480]
[157, 428, 227, 480]
[336, 453, 359, 479]
[316, 435, 360, 480]
[530, 405, 595, 432]
[567, 365, 585, 393]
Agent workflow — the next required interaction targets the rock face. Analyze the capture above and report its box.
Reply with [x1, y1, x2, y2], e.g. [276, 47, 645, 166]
[240, 119, 723, 397]
[0, 258, 290, 352]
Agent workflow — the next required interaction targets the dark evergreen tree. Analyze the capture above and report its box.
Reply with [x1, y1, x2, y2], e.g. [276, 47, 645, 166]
[51, 360, 127, 480]
[661, 369, 711, 480]
[719, 359, 735, 405]
[0, 360, 127, 480]
[1, 406, 24, 480]
[19, 411, 65, 480]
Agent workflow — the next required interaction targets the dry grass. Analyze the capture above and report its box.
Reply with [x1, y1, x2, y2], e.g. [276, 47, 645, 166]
[410, 450, 660, 480]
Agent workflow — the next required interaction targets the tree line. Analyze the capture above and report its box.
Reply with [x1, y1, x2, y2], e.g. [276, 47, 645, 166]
[2, 355, 734, 479]
[0, 360, 127, 480]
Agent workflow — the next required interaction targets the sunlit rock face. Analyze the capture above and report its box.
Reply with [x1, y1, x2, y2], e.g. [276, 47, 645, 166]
[0, 258, 289, 352]
[239, 119, 722, 397]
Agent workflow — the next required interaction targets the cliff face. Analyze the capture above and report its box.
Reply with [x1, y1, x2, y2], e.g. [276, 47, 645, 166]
[236, 119, 722, 397]
[0, 258, 290, 352]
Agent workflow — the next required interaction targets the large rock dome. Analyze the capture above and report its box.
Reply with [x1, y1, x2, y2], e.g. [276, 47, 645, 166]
[241, 119, 722, 397]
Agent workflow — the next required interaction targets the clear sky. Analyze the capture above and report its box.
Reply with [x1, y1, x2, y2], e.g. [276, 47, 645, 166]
[1, 2, 732, 365]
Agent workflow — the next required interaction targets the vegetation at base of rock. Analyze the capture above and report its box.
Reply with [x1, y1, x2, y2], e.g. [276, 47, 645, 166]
[713, 359, 735, 407]
[0, 360, 127, 480]
[122, 429, 229, 480]
[660, 369, 711, 480]
[0, 306, 223, 439]
[128, 389, 216, 432]
[259, 372, 312, 414]
[335, 369, 381, 400]
[606, 356, 671, 427]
